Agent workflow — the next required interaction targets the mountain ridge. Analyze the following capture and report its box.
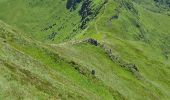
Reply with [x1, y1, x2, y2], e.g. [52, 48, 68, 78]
[0, 0, 170, 99]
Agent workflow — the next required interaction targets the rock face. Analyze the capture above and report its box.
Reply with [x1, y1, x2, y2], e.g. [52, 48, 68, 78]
[66, 0, 82, 11]
[79, 0, 93, 29]
[79, 0, 107, 29]
[66, 0, 107, 29]
[101, 44, 142, 79]
[66, 0, 93, 29]
[154, 0, 170, 7]
[85, 38, 99, 46]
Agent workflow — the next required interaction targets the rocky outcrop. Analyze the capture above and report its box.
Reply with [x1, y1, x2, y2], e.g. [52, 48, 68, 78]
[79, 0, 107, 29]
[84, 38, 99, 46]
[66, 0, 107, 29]
[66, 0, 82, 11]
[79, 0, 93, 29]
[103, 45, 142, 79]
[154, 0, 170, 7]
[48, 32, 57, 41]
[79, 38, 141, 79]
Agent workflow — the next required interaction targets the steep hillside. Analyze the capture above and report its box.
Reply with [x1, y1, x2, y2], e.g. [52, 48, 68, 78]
[0, 0, 170, 100]
[0, 0, 106, 43]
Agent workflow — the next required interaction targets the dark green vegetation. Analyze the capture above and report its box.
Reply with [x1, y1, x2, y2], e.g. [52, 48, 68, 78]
[0, 0, 170, 100]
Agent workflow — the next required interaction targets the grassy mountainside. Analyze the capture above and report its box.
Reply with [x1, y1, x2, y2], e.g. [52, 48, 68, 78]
[0, 0, 170, 100]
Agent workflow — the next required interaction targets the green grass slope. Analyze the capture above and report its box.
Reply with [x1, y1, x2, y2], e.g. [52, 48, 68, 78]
[0, 0, 170, 100]
[0, 0, 106, 43]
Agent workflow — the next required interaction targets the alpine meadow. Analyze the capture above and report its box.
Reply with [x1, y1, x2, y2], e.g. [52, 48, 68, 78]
[0, 0, 170, 100]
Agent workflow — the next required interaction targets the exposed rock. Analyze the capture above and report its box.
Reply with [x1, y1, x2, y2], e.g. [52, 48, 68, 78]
[42, 23, 56, 31]
[154, 0, 170, 8]
[101, 44, 141, 79]
[125, 63, 139, 72]
[66, 0, 82, 11]
[109, 7, 120, 24]
[69, 60, 96, 77]
[48, 32, 57, 40]
[79, 0, 106, 29]
[110, 15, 119, 20]
[84, 38, 99, 46]
[91, 70, 95, 75]
[79, 0, 93, 29]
